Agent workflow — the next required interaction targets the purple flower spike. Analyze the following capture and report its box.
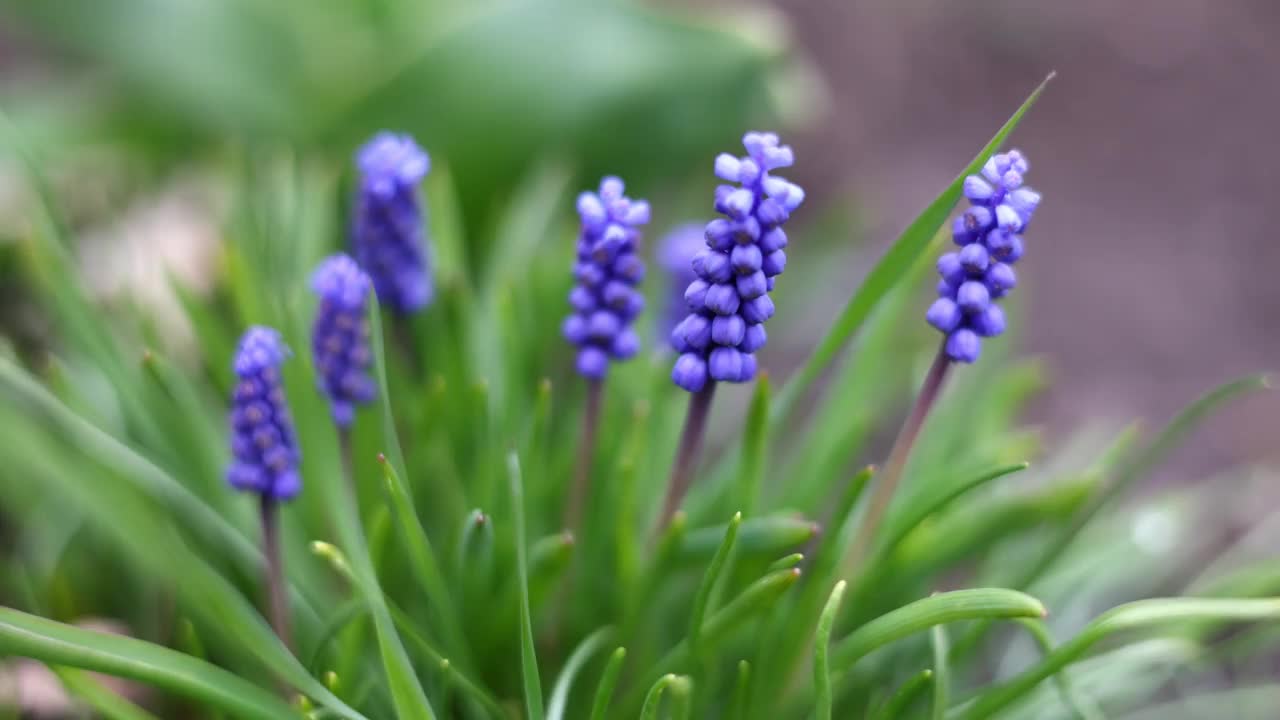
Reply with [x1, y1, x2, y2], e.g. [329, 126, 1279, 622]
[352, 132, 434, 314]
[670, 131, 803, 392]
[311, 254, 376, 428]
[929, 148, 1040, 363]
[227, 327, 302, 501]
[564, 176, 650, 379]
[658, 223, 706, 349]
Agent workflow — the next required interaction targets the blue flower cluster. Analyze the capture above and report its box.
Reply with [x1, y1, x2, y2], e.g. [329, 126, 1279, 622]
[311, 254, 376, 428]
[927, 149, 1041, 363]
[562, 177, 650, 379]
[670, 132, 804, 392]
[226, 327, 302, 501]
[352, 132, 434, 315]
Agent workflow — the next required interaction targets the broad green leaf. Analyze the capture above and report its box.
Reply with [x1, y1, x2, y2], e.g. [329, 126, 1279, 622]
[0, 608, 296, 720]
[52, 666, 161, 720]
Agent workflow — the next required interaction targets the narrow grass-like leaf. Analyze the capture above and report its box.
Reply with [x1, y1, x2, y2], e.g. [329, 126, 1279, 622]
[623, 569, 801, 712]
[53, 666, 161, 720]
[930, 624, 950, 720]
[729, 660, 751, 720]
[954, 375, 1270, 661]
[870, 669, 934, 720]
[814, 580, 847, 720]
[640, 674, 690, 720]
[389, 604, 507, 720]
[509, 451, 545, 720]
[547, 627, 613, 720]
[1016, 619, 1104, 720]
[735, 377, 770, 516]
[588, 647, 627, 720]
[957, 598, 1280, 719]
[832, 589, 1046, 673]
[767, 553, 805, 572]
[877, 462, 1030, 558]
[378, 455, 469, 666]
[689, 512, 742, 656]
[678, 516, 818, 563]
[770, 73, 1054, 425]
[0, 608, 297, 720]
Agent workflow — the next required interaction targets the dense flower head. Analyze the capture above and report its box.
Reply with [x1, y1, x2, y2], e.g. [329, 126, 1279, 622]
[311, 254, 376, 428]
[227, 327, 301, 501]
[670, 132, 804, 392]
[562, 176, 650, 378]
[351, 132, 433, 314]
[927, 149, 1041, 363]
[657, 223, 706, 349]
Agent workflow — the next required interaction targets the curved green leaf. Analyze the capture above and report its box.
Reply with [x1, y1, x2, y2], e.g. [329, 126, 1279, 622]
[588, 647, 627, 720]
[689, 512, 742, 656]
[814, 580, 847, 720]
[0, 608, 296, 720]
[957, 598, 1280, 719]
[547, 627, 613, 720]
[832, 589, 1046, 672]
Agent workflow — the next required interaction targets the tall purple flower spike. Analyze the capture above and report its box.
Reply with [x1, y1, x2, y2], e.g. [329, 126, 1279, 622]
[562, 176, 650, 378]
[311, 254, 376, 428]
[227, 327, 301, 501]
[657, 223, 706, 350]
[352, 132, 434, 314]
[927, 149, 1041, 363]
[670, 131, 804, 392]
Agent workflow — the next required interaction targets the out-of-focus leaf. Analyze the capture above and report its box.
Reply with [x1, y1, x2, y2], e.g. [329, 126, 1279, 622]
[0, 607, 300, 720]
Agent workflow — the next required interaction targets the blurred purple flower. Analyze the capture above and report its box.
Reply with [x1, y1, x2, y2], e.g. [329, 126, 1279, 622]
[670, 132, 804, 392]
[311, 254, 376, 428]
[563, 176, 650, 378]
[227, 327, 301, 501]
[351, 132, 433, 314]
[657, 223, 706, 349]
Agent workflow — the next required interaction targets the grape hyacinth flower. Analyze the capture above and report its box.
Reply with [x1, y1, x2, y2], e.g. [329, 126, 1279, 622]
[310, 254, 375, 429]
[226, 325, 298, 649]
[843, 149, 1042, 580]
[927, 149, 1041, 363]
[227, 327, 301, 501]
[351, 132, 434, 314]
[562, 176, 650, 379]
[657, 223, 706, 349]
[563, 176, 649, 531]
[670, 131, 804, 393]
[659, 131, 804, 529]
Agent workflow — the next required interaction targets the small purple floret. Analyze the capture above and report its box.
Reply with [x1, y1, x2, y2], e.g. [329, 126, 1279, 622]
[929, 148, 1040, 363]
[227, 327, 301, 501]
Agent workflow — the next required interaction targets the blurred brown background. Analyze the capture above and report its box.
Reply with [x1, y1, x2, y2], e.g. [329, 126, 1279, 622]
[776, 0, 1280, 477]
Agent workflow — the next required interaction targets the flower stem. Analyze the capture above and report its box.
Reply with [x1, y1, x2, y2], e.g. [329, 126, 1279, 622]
[259, 496, 292, 653]
[657, 383, 718, 531]
[841, 345, 951, 580]
[565, 378, 604, 533]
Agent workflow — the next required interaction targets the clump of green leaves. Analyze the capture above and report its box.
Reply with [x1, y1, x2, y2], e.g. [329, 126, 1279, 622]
[1, 74, 1278, 720]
